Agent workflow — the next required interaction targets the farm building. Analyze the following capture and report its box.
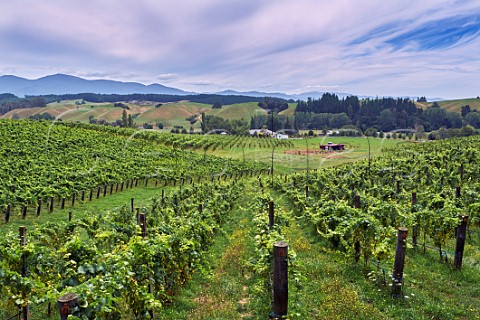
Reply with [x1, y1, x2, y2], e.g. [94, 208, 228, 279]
[249, 129, 275, 137]
[320, 143, 345, 151]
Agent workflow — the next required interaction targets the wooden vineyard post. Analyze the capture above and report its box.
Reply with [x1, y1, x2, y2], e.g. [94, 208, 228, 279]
[81, 190, 85, 201]
[353, 195, 361, 263]
[121, 181, 124, 191]
[5, 204, 11, 223]
[110, 184, 114, 195]
[145, 178, 149, 187]
[139, 213, 147, 238]
[116, 183, 119, 193]
[36, 200, 41, 217]
[305, 185, 309, 198]
[61, 198, 65, 210]
[71, 193, 76, 207]
[96, 187, 101, 199]
[103, 185, 107, 197]
[198, 203, 203, 214]
[57, 293, 78, 320]
[411, 192, 418, 247]
[89, 189, 93, 201]
[68, 212, 73, 222]
[22, 206, 27, 219]
[269, 201, 274, 229]
[135, 178, 139, 187]
[392, 227, 408, 297]
[20, 226, 29, 320]
[456, 186, 461, 199]
[270, 241, 288, 320]
[454, 215, 469, 270]
[131, 198, 135, 213]
[50, 196, 55, 213]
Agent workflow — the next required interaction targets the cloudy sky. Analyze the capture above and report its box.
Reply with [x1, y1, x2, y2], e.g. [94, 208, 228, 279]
[1, 0, 479, 99]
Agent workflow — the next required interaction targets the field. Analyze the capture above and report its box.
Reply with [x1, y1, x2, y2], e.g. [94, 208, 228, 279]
[0, 119, 479, 320]
[1, 100, 270, 130]
[416, 97, 480, 112]
[208, 135, 400, 173]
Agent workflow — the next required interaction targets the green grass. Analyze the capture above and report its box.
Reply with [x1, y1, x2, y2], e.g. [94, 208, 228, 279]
[416, 98, 480, 113]
[209, 136, 403, 174]
[278, 103, 297, 117]
[210, 102, 266, 120]
[153, 181, 480, 319]
[438, 98, 480, 113]
[0, 183, 178, 235]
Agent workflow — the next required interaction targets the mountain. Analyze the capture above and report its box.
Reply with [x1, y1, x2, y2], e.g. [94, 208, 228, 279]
[0, 74, 191, 97]
[216, 90, 293, 100]
[215, 89, 356, 101]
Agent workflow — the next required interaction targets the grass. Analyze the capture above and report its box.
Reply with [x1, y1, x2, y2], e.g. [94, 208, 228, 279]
[416, 98, 480, 113]
[210, 102, 266, 120]
[278, 103, 297, 117]
[0, 182, 179, 235]
[154, 181, 480, 319]
[209, 136, 403, 174]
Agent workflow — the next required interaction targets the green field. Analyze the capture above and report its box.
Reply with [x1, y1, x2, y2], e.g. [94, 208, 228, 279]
[209, 135, 402, 173]
[416, 97, 480, 112]
[1, 100, 264, 130]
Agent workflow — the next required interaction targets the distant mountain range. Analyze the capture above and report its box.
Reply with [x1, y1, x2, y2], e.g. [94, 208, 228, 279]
[0, 73, 441, 101]
[0, 74, 192, 97]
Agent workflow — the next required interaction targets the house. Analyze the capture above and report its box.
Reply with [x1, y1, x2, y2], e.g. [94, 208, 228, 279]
[249, 129, 276, 137]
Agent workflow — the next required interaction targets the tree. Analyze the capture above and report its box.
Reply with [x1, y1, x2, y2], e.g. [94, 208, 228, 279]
[378, 109, 395, 132]
[465, 111, 480, 128]
[201, 112, 206, 133]
[461, 105, 471, 118]
[329, 113, 351, 128]
[417, 96, 427, 102]
[121, 110, 127, 127]
[212, 101, 222, 109]
[364, 127, 378, 137]
[445, 112, 462, 128]
[423, 106, 447, 130]
[415, 125, 425, 140]
[127, 114, 134, 127]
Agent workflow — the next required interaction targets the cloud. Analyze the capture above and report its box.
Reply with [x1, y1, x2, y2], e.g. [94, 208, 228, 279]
[0, 0, 479, 98]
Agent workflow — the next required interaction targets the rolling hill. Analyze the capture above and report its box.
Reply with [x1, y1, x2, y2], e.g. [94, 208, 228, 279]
[415, 97, 480, 112]
[0, 99, 286, 130]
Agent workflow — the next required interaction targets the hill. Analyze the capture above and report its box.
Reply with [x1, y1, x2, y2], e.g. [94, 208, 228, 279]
[416, 97, 480, 112]
[1, 100, 274, 129]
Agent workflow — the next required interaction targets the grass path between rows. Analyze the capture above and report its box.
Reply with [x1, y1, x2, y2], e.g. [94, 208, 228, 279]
[159, 182, 480, 319]
[156, 183, 387, 319]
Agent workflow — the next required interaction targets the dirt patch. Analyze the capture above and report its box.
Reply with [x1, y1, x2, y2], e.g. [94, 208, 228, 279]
[284, 149, 346, 158]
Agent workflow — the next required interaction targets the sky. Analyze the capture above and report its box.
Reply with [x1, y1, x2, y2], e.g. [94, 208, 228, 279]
[1, 0, 480, 99]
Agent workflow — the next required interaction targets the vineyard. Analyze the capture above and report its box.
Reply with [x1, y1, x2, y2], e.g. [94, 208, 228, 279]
[0, 120, 266, 209]
[1, 119, 479, 319]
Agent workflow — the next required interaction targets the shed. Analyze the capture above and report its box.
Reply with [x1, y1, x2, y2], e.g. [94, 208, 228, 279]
[320, 143, 345, 151]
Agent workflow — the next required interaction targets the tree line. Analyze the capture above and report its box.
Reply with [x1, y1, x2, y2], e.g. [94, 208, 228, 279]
[294, 94, 479, 132]
[26, 93, 269, 105]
